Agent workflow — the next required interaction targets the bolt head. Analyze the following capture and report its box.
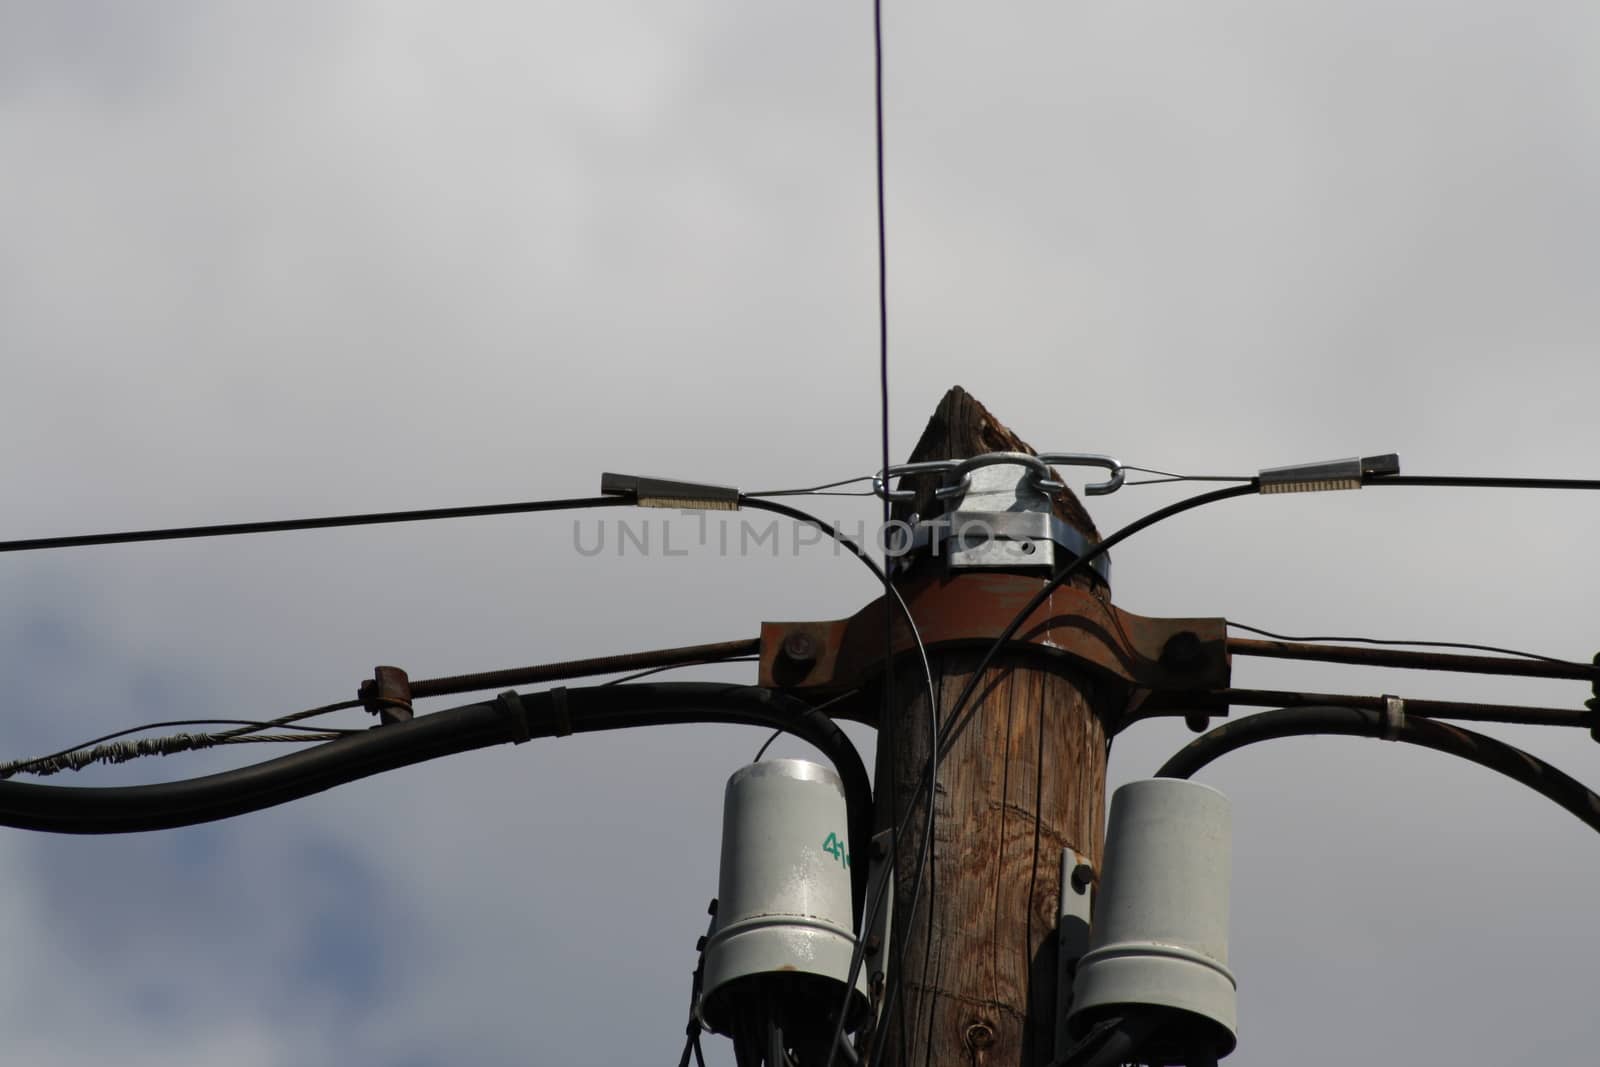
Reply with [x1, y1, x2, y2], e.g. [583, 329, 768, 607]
[1070, 862, 1095, 893]
[1160, 630, 1205, 670]
[781, 631, 818, 664]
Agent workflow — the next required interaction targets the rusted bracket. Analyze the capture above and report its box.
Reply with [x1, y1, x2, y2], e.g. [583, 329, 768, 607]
[758, 572, 1230, 727]
[359, 665, 414, 724]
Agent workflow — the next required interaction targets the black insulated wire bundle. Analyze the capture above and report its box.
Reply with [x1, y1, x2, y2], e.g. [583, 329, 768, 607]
[1157, 705, 1600, 836]
[0, 682, 875, 921]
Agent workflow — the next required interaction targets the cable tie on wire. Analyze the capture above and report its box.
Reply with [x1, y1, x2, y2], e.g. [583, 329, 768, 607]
[549, 685, 573, 737]
[1258, 453, 1401, 494]
[600, 473, 741, 511]
[1382, 695, 1406, 741]
[496, 690, 532, 745]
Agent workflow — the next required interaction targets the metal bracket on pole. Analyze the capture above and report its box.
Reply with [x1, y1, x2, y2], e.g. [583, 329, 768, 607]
[895, 454, 1113, 583]
[1056, 847, 1095, 1060]
[758, 573, 1231, 727]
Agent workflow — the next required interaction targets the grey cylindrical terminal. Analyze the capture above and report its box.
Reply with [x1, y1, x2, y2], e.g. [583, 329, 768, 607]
[1068, 777, 1237, 1058]
[697, 759, 868, 1034]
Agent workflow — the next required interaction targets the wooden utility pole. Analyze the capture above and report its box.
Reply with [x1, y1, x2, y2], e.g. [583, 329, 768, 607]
[874, 387, 1114, 1066]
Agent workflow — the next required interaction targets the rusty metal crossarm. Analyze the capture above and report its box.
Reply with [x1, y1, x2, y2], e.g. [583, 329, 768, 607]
[757, 572, 1231, 723]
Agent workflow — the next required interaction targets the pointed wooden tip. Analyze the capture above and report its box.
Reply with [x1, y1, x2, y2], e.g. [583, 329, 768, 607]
[897, 385, 1100, 541]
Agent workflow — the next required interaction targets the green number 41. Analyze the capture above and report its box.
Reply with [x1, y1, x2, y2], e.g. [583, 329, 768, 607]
[822, 832, 850, 868]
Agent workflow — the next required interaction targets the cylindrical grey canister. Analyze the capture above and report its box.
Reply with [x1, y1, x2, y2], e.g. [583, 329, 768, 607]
[1068, 777, 1237, 1057]
[698, 759, 868, 1034]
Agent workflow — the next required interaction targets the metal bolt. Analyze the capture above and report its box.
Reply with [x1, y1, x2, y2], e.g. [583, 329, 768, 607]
[1160, 630, 1204, 671]
[963, 1020, 996, 1051]
[864, 933, 883, 957]
[1070, 862, 1094, 894]
[781, 631, 818, 665]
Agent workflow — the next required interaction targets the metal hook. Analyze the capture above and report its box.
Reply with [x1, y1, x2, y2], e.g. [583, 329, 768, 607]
[1035, 453, 1125, 496]
[873, 452, 1125, 502]
[932, 452, 1064, 500]
[871, 460, 964, 502]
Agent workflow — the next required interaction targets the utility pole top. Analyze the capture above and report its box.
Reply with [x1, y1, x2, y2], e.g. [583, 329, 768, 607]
[891, 386, 1100, 544]
[874, 387, 1114, 1066]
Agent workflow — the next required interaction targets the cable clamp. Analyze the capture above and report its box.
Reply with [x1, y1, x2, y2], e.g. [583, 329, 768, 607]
[549, 685, 573, 737]
[1258, 453, 1401, 494]
[600, 473, 741, 511]
[496, 690, 532, 744]
[1381, 694, 1406, 741]
[360, 665, 414, 725]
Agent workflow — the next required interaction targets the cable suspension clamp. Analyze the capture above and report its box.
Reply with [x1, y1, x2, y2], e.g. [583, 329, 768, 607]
[1258, 453, 1401, 494]
[600, 473, 741, 511]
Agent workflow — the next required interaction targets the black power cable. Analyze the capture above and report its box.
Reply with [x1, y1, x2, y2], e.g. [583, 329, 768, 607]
[933, 483, 1260, 760]
[0, 683, 875, 914]
[869, 0, 917, 1046]
[740, 496, 940, 1067]
[0, 495, 630, 554]
[1368, 474, 1600, 491]
[1226, 620, 1590, 669]
[869, 464, 1600, 1037]
[1156, 705, 1600, 836]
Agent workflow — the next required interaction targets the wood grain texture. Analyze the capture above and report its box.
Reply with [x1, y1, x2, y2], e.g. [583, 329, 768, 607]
[874, 388, 1112, 1067]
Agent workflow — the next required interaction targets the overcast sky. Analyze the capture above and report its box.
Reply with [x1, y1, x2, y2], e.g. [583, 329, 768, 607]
[3, 2, 1599, 1064]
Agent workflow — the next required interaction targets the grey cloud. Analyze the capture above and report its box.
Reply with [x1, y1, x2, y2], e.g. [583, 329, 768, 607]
[2, 2, 1599, 1064]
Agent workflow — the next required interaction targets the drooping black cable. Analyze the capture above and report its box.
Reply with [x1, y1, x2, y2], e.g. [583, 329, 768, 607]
[752, 691, 863, 763]
[0, 495, 630, 554]
[751, 729, 784, 763]
[741, 495, 940, 1067]
[1156, 705, 1600, 836]
[1225, 621, 1588, 668]
[934, 483, 1260, 761]
[0, 683, 876, 915]
[9, 662, 768, 781]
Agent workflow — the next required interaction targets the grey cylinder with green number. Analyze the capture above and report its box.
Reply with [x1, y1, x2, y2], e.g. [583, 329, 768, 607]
[697, 758, 869, 1035]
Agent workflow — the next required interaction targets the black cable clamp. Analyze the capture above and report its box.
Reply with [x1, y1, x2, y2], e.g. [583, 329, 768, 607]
[549, 685, 573, 738]
[496, 690, 532, 745]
